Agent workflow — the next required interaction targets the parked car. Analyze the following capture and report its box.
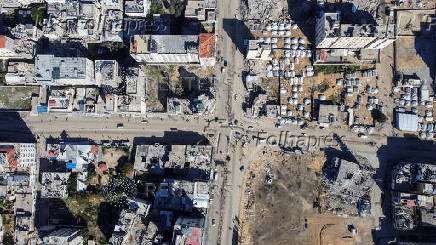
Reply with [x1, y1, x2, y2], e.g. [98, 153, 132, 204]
[358, 133, 368, 138]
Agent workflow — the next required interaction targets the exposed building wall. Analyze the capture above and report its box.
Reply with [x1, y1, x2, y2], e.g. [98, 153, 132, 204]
[131, 53, 199, 64]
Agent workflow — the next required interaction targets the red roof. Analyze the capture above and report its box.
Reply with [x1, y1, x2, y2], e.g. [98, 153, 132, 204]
[105, 94, 115, 99]
[186, 227, 202, 245]
[97, 162, 108, 174]
[0, 36, 6, 49]
[0, 148, 18, 168]
[48, 150, 58, 158]
[91, 145, 99, 156]
[316, 49, 327, 62]
[48, 100, 56, 107]
[199, 33, 215, 58]
[407, 200, 416, 207]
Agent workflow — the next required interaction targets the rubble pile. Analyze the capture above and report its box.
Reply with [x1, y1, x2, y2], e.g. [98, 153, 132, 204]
[322, 157, 374, 215]
[348, 0, 380, 15]
[240, 0, 284, 21]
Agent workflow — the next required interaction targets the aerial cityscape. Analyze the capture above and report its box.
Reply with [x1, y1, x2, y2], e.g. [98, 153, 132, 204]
[0, 0, 435, 244]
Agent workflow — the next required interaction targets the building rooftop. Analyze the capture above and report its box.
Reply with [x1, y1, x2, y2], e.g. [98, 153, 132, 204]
[35, 55, 93, 85]
[321, 12, 341, 38]
[41, 172, 71, 198]
[125, 0, 150, 16]
[95, 60, 119, 87]
[154, 179, 195, 212]
[395, 112, 419, 132]
[131, 35, 199, 54]
[0, 35, 6, 48]
[185, 0, 205, 20]
[173, 217, 204, 245]
[134, 144, 212, 177]
[43, 228, 83, 245]
[134, 144, 167, 175]
[199, 33, 215, 58]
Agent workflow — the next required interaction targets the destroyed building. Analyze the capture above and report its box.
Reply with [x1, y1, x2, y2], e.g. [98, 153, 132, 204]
[95, 60, 120, 87]
[134, 143, 167, 175]
[41, 172, 71, 198]
[42, 228, 84, 245]
[109, 198, 153, 245]
[392, 162, 436, 230]
[4, 61, 36, 85]
[317, 104, 348, 128]
[168, 97, 191, 115]
[154, 179, 210, 212]
[315, 11, 395, 63]
[101, 9, 123, 42]
[323, 157, 374, 215]
[125, 0, 150, 17]
[0, 35, 35, 60]
[134, 144, 212, 178]
[173, 216, 204, 245]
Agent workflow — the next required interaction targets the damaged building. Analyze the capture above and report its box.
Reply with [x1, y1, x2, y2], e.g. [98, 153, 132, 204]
[323, 157, 374, 215]
[392, 162, 436, 230]
[134, 144, 212, 179]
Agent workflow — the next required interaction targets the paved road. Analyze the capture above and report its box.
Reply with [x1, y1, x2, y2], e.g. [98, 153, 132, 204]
[0, 2, 409, 244]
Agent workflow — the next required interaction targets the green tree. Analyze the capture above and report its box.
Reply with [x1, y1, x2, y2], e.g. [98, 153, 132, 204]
[150, 0, 166, 15]
[117, 161, 133, 176]
[31, 4, 46, 27]
[167, 0, 186, 18]
[67, 173, 78, 196]
[317, 82, 330, 92]
[373, 110, 388, 123]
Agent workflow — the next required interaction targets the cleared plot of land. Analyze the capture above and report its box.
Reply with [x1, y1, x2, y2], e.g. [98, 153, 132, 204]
[396, 36, 435, 83]
[305, 215, 375, 245]
[143, 66, 166, 112]
[239, 149, 376, 245]
[102, 147, 130, 169]
[397, 10, 436, 36]
[397, 37, 428, 69]
[0, 86, 38, 110]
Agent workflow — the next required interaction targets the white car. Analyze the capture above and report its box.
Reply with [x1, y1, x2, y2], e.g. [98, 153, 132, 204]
[358, 133, 368, 139]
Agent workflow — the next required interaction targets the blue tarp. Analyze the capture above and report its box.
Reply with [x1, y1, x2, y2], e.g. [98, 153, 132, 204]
[37, 106, 47, 113]
[66, 162, 77, 169]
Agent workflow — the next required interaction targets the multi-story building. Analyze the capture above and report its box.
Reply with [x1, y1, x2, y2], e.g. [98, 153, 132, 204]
[35, 54, 95, 86]
[314, 11, 396, 63]
[130, 35, 200, 64]
[315, 12, 395, 50]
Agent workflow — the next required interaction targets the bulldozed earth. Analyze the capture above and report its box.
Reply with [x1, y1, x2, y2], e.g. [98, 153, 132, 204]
[238, 148, 377, 245]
